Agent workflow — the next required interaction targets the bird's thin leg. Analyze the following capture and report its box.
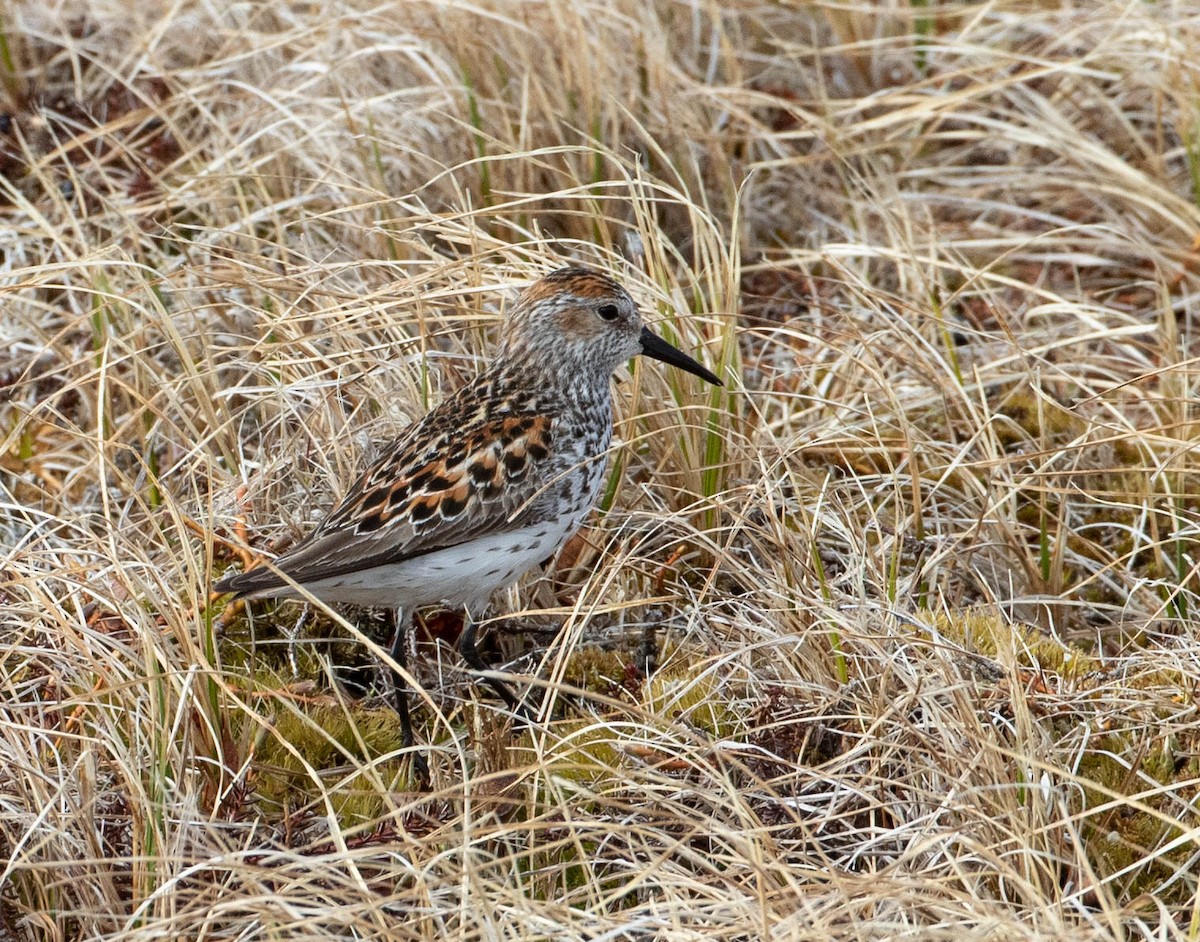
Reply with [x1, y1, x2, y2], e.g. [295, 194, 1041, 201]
[459, 615, 530, 724]
[387, 608, 429, 784]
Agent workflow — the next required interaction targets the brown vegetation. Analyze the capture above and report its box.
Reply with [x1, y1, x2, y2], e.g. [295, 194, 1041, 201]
[3, 2, 1200, 939]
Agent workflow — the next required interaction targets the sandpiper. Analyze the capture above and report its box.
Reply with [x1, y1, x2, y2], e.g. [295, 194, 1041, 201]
[214, 266, 722, 765]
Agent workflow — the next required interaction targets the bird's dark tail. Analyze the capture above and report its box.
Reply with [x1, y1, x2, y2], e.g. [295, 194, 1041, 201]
[212, 564, 286, 599]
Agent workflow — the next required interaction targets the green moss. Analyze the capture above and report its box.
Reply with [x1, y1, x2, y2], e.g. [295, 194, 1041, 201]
[933, 609, 1200, 903]
[217, 602, 386, 697]
[931, 608, 1098, 680]
[644, 663, 735, 737]
[534, 646, 736, 786]
[538, 720, 623, 786]
[564, 646, 632, 700]
[252, 702, 412, 824]
[928, 606, 1200, 906]
[1075, 737, 1200, 904]
[217, 603, 414, 823]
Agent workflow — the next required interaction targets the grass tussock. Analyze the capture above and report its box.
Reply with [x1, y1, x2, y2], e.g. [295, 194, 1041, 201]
[3, 1, 1200, 939]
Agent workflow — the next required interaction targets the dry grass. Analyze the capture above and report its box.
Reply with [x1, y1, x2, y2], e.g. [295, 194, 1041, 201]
[3, 0, 1200, 939]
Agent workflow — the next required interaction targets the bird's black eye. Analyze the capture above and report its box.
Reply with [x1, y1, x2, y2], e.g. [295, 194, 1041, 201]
[597, 303, 620, 321]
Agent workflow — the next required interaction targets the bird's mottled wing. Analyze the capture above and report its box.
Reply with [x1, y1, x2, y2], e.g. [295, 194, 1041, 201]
[216, 379, 557, 597]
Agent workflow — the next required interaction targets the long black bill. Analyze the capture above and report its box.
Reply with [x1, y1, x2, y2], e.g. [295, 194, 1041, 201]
[639, 327, 723, 386]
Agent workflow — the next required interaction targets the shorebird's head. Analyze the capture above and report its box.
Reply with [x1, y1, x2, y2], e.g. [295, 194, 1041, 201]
[498, 266, 722, 387]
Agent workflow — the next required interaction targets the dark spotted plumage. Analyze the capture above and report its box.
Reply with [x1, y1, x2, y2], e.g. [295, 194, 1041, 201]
[213, 266, 722, 761]
[216, 379, 567, 599]
[215, 267, 720, 607]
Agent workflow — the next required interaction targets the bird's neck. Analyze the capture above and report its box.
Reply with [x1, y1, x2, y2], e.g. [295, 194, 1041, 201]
[494, 350, 613, 412]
